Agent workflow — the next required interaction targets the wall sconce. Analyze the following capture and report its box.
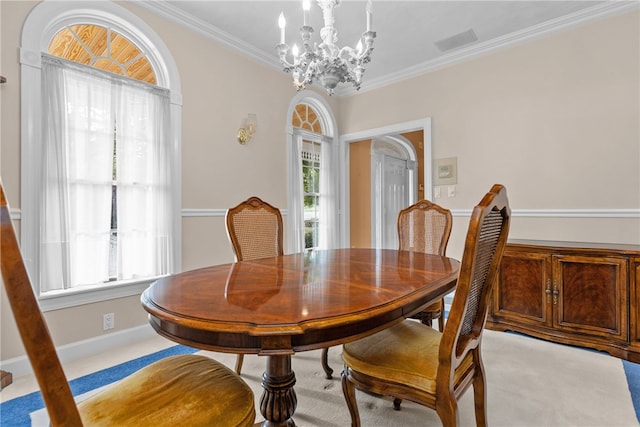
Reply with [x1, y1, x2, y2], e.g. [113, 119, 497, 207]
[237, 113, 257, 145]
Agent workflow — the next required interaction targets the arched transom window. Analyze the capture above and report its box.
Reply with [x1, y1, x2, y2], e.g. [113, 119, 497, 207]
[49, 24, 156, 84]
[292, 104, 323, 133]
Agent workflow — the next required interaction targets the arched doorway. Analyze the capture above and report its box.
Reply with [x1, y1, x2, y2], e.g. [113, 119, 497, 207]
[371, 136, 418, 249]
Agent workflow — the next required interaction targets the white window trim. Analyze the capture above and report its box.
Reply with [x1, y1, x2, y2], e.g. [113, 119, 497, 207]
[286, 91, 339, 253]
[20, 1, 182, 311]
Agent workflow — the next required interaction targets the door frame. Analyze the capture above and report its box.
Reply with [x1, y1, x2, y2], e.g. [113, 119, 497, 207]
[371, 136, 418, 249]
[338, 118, 432, 249]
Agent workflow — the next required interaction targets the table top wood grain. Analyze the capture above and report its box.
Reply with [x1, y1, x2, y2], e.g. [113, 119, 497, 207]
[142, 248, 460, 355]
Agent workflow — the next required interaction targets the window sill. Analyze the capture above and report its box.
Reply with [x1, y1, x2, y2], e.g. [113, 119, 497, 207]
[38, 277, 159, 312]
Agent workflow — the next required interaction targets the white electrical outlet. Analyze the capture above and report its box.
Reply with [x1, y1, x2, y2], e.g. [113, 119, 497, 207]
[103, 313, 115, 330]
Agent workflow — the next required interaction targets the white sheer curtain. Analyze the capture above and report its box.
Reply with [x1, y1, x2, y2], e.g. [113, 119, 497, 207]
[319, 137, 337, 249]
[289, 130, 337, 252]
[115, 81, 172, 279]
[39, 55, 172, 291]
[288, 133, 305, 254]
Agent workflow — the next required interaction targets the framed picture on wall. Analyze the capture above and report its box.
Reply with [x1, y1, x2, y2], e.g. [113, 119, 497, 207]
[433, 157, 457, 185]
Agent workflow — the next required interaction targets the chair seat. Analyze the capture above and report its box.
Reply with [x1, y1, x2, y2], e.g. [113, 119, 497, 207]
[423, 301, 442, 316]
[77, 354, 255, 427]
[342, 321, 472, 395]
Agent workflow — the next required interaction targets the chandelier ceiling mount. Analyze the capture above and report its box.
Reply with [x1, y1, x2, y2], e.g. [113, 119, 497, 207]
[276, 0, 376, 95]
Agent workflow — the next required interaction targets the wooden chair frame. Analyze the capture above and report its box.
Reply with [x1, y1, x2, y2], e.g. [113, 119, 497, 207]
[225, 196, 334, 378]
[225, 196, 284, 263]
[397, 199, 453, 331]
[342, 184, 511, 427]
[1, 183, 255, 426]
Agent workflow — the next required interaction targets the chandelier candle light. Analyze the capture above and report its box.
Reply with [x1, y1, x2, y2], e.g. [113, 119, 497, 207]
[277, 0, 376, 95]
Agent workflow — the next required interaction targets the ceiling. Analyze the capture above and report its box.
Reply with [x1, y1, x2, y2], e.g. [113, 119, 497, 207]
[139, 1, 634, 96]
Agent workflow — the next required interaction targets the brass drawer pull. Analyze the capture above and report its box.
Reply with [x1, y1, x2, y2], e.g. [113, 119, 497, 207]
[545, 279, 552, 303]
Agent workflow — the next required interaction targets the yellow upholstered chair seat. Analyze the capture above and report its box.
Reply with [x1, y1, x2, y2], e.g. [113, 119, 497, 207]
[342, 321, 472, 395]
[77, 354, 255, 427]
[341, 185, 511, 427]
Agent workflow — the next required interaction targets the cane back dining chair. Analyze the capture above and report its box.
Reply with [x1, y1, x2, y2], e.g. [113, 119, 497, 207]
[0, 182, 256, 427]
[342, 184, 511, 427]
[225, 196, 334, 378]
[398, 200, 452, 332]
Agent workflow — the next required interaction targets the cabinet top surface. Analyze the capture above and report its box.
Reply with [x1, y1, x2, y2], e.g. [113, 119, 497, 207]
[507, 239, 640, 255]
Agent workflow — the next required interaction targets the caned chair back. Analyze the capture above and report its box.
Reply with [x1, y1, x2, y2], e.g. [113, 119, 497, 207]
[226, 196, 283, 261]
[398, 200, 452, 256]
[398, 200, 452, 330]
[438, 184, 511, 386]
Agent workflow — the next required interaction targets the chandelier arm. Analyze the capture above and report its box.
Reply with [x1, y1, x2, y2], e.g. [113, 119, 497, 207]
[276, 43, 297, 69]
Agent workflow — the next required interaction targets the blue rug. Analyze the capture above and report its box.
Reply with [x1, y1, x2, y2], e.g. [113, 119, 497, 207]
[0, 345, 198, 427]
[624, 360, 640, 423]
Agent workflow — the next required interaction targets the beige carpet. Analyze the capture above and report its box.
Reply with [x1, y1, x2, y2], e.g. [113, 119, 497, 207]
[199, 329, 638, 426]
[6, 328, 638, 426]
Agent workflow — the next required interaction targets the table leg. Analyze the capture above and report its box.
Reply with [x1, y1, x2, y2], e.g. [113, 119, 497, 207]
[259, 354, 297, 426]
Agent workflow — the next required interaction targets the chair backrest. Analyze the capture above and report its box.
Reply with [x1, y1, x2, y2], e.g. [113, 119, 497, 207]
[397, 200, 452, 256]
[437, 184, 511, 382]
[225, 196, 284, 261]
[0, 182, 84, 426]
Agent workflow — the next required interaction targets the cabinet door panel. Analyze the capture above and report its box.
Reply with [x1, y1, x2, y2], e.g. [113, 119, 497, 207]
[554, 255, 627, 340]
[631, 259, 640, 344]
[493, 252, 551, 326]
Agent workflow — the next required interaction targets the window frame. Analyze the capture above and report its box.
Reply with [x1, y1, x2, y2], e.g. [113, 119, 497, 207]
[20, 1, 182, 311]
[286, 92, 339, 253]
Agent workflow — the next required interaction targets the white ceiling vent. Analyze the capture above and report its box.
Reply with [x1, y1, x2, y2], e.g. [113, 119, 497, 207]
[434, 29, 478, 52]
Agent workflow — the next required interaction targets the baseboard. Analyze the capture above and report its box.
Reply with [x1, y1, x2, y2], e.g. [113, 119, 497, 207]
[0, 324, 156, 377]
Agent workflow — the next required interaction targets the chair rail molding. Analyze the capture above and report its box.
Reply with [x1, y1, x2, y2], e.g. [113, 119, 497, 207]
[451, 208, 640, 218]
[182, 208, 289, 217]
[7, 208, 637, 220]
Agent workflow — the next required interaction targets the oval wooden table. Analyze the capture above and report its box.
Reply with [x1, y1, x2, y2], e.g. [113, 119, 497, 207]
[141, 248, 460, 426]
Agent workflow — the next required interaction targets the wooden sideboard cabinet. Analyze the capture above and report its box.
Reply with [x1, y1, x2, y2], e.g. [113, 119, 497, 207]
[486, 239, 640, 362]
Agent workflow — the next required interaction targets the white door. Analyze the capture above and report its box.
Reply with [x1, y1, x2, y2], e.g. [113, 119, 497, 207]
[381, 155, 409, 249]
[370, 135, 417, 250]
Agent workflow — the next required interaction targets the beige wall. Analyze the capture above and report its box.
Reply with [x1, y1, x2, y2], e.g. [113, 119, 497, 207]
[339, 10, 639, 258]
[0, 0, 335, 360]
[0, 2, 638, 361]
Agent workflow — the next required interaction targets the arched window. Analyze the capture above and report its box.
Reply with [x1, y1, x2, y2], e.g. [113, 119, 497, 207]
[287, 92, 338, 253]
[20, 2, 181, 310]
[292, 104, 322, 133]
[48, 24, 156, 84]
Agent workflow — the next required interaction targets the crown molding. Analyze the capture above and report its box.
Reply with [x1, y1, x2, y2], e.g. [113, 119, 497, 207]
[134, 0, 282, 70]
[334, 1, 640, 96]
[137, 1, 637, 98]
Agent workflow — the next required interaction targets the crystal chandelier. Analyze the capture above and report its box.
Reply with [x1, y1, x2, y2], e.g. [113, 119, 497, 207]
[276, 0, 376, 95]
